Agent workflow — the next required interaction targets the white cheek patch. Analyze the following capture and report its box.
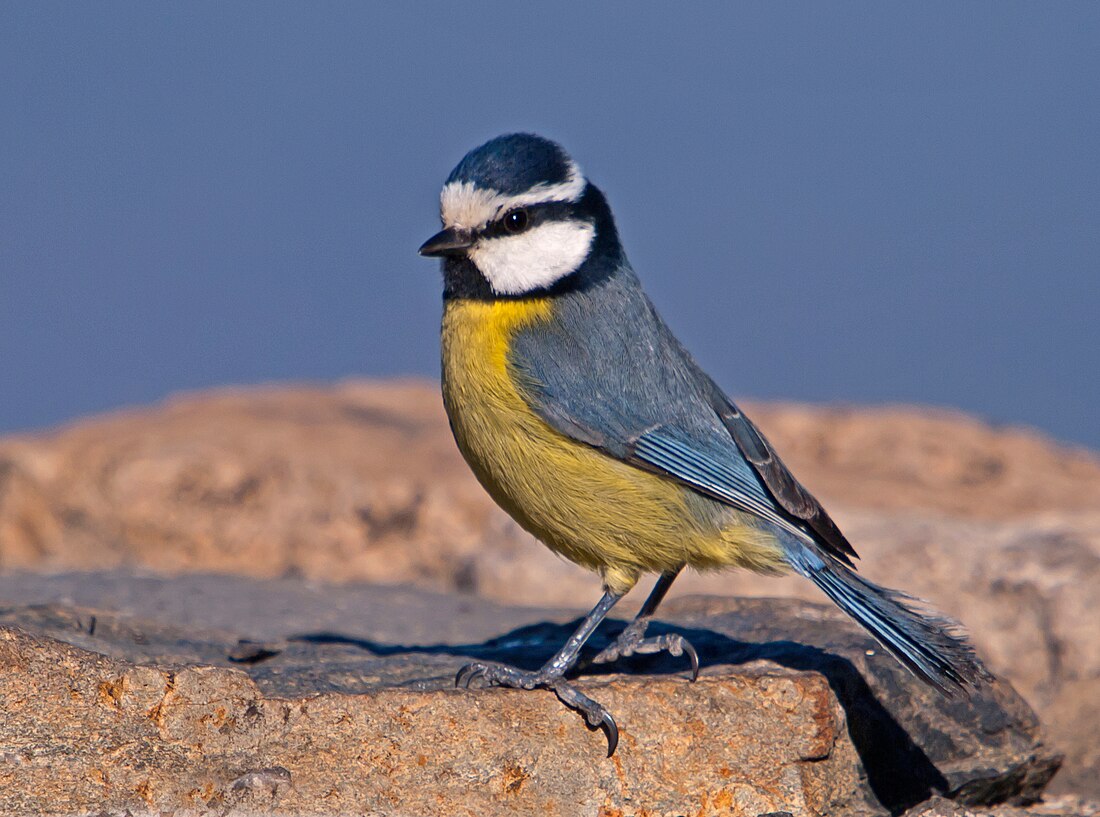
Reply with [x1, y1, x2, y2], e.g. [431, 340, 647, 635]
[469, 220, 596, 295]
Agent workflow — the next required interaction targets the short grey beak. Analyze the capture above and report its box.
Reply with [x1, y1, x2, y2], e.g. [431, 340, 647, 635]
[418, 228, 474, 257]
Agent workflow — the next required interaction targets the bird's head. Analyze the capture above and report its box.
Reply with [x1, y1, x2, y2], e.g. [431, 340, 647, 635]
[419, 133, 619, 298]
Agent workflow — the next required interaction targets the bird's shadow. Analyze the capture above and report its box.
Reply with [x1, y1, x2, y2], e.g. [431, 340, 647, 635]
[261, 617, 946, 816]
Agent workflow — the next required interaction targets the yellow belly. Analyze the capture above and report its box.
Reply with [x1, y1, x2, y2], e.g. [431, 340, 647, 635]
[440, 297, 785, 595]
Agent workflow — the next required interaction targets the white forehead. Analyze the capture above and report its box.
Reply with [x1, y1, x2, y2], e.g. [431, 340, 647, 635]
[440, 160, 586, 231]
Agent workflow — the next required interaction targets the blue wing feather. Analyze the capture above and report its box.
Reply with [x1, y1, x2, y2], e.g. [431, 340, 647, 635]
[631, 428, 814, 545]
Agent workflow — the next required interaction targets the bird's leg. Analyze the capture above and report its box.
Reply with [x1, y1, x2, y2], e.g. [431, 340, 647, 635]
[455, 591, 623, 755]
[588, 566, 699, 680]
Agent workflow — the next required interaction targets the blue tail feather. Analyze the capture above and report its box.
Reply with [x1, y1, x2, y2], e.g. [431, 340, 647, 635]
[786, 543, 991, 694]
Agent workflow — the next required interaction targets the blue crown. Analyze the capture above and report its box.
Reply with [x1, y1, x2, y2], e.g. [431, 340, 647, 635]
[446, 133, 574, 195]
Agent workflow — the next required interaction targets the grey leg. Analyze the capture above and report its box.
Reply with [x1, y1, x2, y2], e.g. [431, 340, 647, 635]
[455, 591, 623, 755]
[588, 566, 699, 680]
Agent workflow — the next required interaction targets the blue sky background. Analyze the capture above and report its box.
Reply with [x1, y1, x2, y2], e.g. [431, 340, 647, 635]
[2, 3, 1098, 448]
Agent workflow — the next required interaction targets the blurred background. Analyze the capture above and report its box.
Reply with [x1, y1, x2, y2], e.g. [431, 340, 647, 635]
[2, 2, 1098, 446]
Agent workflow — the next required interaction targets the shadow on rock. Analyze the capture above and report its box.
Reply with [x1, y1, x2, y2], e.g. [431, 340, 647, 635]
[273, 617, 995, 816]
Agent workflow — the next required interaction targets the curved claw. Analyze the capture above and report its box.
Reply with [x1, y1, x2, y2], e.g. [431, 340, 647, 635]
[552, 681, 621, 757]
[657, 633, 700, 681]
[683, 640, 700, 682]
[455, 663, 486, 689]
[600, 710, 619, 757]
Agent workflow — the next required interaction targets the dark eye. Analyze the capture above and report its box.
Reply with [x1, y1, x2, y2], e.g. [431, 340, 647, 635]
[502, 208, 529, 234]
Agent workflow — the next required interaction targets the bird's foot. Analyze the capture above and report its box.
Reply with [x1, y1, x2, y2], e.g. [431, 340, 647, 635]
[589, 617, 700, 680]
[455, 661, 619, 756]
[454, 660, 556, 691]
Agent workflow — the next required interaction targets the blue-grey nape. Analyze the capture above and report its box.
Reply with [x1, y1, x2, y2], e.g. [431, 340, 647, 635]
[446, 133, 575, 195]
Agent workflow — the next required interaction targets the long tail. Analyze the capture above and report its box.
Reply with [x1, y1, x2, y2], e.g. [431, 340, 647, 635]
[786, 543, 991, 694]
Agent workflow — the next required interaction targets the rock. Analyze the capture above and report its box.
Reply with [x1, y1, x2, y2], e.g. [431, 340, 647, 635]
[706, 513, 1100, 800]
[0, 380, 1097, 797]
[2, 381, 1098, 591]
[659, 596, 1061, 813]
[0, 573, 1062, 816]
[733, 403, 1100, 520]
[0, 624, 856, 816]
[902, 794, 1100, 817]
[0, 381, 498, 586]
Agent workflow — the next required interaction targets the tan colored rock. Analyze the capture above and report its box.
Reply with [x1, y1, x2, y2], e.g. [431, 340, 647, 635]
[0, 575, 1062, 817]
[0, 380, 497, 585]
[0, 380, 1097, 798]
[2, 380, 1099, 588]
[686, 513, 1100, 799]
[0, 625, 864, 816]
[741, 402, 1100, 520]
[903, 794, 1100, 817]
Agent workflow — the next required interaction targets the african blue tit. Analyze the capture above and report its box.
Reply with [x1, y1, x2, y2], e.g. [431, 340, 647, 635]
[419, 133, 988, 755]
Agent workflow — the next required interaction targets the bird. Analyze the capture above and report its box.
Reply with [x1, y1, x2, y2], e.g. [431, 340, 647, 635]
[418, 133, 989, 756]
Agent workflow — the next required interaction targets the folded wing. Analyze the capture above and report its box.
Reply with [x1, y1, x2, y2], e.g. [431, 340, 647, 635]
[508, 271, 858, 566]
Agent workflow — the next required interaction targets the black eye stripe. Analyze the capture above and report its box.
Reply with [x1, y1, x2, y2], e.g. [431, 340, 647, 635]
[480, 201, 582, 239]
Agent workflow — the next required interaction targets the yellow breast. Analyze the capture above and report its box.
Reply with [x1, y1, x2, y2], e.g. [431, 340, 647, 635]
[440, 297, 784, 594]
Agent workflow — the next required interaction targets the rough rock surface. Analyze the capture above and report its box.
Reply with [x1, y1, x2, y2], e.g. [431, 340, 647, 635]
[0, 380, 1097, 798]
[902, 795, 1100, 817]
[0, 574, 1063, 816]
